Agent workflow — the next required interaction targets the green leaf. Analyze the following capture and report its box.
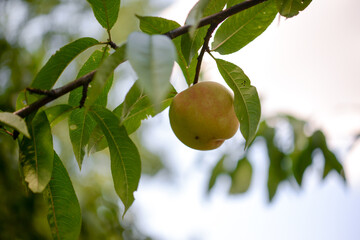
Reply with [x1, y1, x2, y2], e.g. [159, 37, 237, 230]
[19, 111, 53, 193]
[212, 0, 277, 54]
[89, 105, 141, 214]
[137, 15, 181, 35]
[292, 143, 313, 185]
[88, 124, 108, 153]
[31, 37, 99, 90]
[69, 108, 97, 169]
[215, 59, 260, 148]
[44, 153, 81, 240]
[207, 155, 227, 193]
[127, 32, 176, 107]
[185, 0, 211, 36]
[44, 104, 73, 126]
[0, 112, 30, 138]
[229, 157, 252, 194]
[276, 0, 312, 18]
[87, 0, 120, 30]
[69, 49, 113, 107]
[113, 81, 176, 134]
[86, 45, 126, 107]
[136, 15, 196, 86]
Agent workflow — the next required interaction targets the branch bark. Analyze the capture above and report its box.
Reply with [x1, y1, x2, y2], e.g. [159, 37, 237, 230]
[14, 0, 269, 119]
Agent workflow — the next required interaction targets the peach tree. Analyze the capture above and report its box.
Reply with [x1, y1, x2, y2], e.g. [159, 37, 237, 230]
[0, 0, 345, 239]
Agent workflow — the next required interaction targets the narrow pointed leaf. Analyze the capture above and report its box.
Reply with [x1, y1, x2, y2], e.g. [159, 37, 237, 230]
[87, 0, 120, 30]
[31, 37, 99, 90]
[127, 32, 176, 107]
[89, 105, 141, 214]
[207, 155, 227, 193]
[69, 49, 112, 107]
[216, 59, 260, 148]
[113, 81, 176, 134]
[0, 112, 30, 138]
[86, 45, 126, 107]
[44, 104, 73, 126]
[212, 0, 277, 54]
[69, 108, 97, 169]
[276, 0, 312, 18]
[44, 153, 81, 240]
[19, 111, 53, 193]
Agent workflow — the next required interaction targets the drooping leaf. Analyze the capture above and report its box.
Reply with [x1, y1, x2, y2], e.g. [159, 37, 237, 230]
[113, 81, 176, 134]
[127, 32, 176, 107]
[276, 0, 312, 18]
[215, 58, 261, 148]
[44, 153, 81, 240]
[19, 111, 53, 193]
[185, 0, 211, 37]
[207, 155, 227, 193]
[44, 104, 73, 126]
[212, 0, 277, 54]
[0, 112, 30, 138]
[87, 124, 108, 154]
[69, 108, 97, 169]
[89, 105, 141, 214]
[229, 157, 252, 194]
[87, 0, 120, 30]
[292, 142, 313, 186]
[69, 49, 112, 107]
[86, 45, 126, 107]
[31, 37, 99, 90]
[311, 130, 345, 181]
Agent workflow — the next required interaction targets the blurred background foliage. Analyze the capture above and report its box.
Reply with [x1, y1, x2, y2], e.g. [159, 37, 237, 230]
[0, 0, 346, 239]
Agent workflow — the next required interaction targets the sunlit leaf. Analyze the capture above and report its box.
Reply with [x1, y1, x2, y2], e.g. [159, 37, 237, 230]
[215, 59, 260, 148]
[229, 157, 252, 194]
[19, 111, 53, 193]
[212, 0, 277, 54]
[0, 112, 30, 138]
[69, 108, 97, 169]
[89, 105, 141, 214]
[69, 49, 112, 107]
[87, 0, 120, 30]
[113, 81, 176, 134]
[44, 153, 81, 240]
[31, 37, 99, 90]
[276, 0, 312, 18]
[86, 45, 126, 107]
[127, 32, 176, 107]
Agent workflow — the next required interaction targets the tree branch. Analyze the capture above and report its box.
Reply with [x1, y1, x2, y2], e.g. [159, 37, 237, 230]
[164, 0, 268, 39]
[14, 0, 268, 119]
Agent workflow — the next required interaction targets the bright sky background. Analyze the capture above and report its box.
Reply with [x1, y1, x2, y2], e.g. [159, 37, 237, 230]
[126, 0, 360, 239]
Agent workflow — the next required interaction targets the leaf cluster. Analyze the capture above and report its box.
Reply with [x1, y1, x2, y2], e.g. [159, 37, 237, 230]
[1, 0, 345, 238]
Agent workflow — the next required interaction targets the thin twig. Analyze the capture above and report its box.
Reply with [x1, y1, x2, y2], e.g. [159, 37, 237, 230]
[193, 23, 218, 85]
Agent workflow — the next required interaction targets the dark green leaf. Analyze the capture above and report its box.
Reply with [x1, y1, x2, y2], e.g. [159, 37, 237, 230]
[127, 32, 176, 107]
[276, 0, 312, 18]
[31, 37, 99, 90]
[87, 124, 108, 153]
[113, 81, 176, 134]
[292, 143, 313, 185]
[89, 105, 141, 214]
[44, 153, 81, 240]
[19, 111, 53, 193]
[69, 49, 112, 107]
[44, 104, 73, 126]
[87, 0, 120, 30]
[215, 59, 260, 148]
[86, 45, 126, 107]
[229, 157, 252, 194]
[69, 108, 97, 169]
[0, 112, 30, 138]
[207, 155, 227, 193]
[212, 0, 277, 54]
